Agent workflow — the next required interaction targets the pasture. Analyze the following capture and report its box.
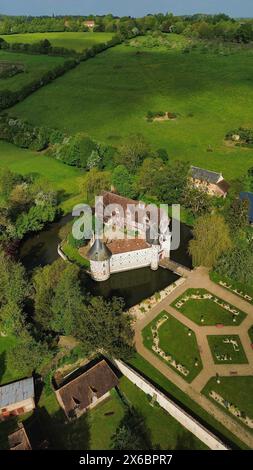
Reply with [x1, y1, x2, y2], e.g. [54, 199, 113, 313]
[8, 41, 253, 179]
[0, 32, 115, 52]
[0, 49, 65, 92]
[0, 141, 82, 213]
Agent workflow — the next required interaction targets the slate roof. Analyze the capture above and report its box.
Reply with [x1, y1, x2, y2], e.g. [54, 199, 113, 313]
[190, 166, 222, 184]
[240, 192, 253, 222]
[57, 360, 119, 418]
[86, 238, 112, 261]
[0, 378, 34, 408]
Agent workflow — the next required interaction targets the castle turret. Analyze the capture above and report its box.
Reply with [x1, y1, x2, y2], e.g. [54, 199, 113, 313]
[87, 238, 112, 281]
[146, 227, 160, 271]
[159, 228, 171, 259]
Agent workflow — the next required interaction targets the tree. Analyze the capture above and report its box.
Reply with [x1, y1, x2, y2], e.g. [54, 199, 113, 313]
[118, 134, 151, 172]
[189, 214, 232, 267]
[112, 165, 135, 198]
[136, 158, 165, 196]
[155, 161, 190, 205]
[215, 241, 253, 285]
[224, 197, 249, 235]
[75, 296, 134, 359]
[33, 259, 84, 334]
[182, 184, 211, 216]
[8, 329, 52, 376]
[80, 168, 111, 203]
[111, 408, 152, 450]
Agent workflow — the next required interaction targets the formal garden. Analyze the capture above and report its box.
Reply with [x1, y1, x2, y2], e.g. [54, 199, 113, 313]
[202, 376, 253, 432]
[171, 288, 247, 326]
[142, 311, 203, 382]
[207, 335, 248, 364]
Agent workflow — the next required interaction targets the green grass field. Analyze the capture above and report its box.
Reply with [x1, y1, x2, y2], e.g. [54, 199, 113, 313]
[0, 141, 82, 213]
[0, 32, 115, 52]
[0, 49, 65, 92]
[8, 41, 253, 179]
[171, 288, 246, 326]
[207, 335, 248, 364]
[0, 336, 22, 385]
[202, 376, 253, 431]
[248, 326, 253, 344]
[142, 311, 202, 382]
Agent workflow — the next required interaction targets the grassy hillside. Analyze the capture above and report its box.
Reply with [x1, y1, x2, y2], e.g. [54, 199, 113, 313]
[0, 141, 82, 213]
[0, 32, 115, 52]
[9, 42, 253, 179]
[0, 49, 65, 92]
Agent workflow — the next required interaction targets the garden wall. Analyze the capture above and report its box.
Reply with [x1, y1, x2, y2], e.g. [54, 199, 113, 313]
[115, 359, 230, 450]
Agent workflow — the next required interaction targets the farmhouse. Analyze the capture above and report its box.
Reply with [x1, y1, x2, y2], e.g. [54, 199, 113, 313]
[86, 191, 171, 281]
[55, 359, 119, 420]
[84, 20, 95, 29]
[190, 166, 230, 198]
[0, 377, 35, 420]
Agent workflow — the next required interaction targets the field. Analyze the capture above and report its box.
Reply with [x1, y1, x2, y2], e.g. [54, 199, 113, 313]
[0, 50, 65, 92]
[0, 141, 82, 212]
[207, 335, 248, 364]
[0, 336, 22, 385]
[0, 375, 206, 450]
[0, 32, 115, 52]
[171, 288, 247, 326]
[202, 376, 253, 431]
[8, 41, 253, 179]
[142, 311, 203, 382]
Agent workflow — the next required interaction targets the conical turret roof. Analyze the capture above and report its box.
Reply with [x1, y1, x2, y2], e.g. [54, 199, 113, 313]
[87, 238, 112, 262]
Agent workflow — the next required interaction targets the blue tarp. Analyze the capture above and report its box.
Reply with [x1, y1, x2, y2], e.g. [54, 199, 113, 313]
[240, 192, 253, 223]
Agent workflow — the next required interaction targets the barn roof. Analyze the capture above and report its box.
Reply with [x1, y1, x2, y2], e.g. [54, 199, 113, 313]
[8, 425, 32, 451]
[56, 360, 119, 418]
[0, 378, 34, 408]
[190, 166, 222, 184]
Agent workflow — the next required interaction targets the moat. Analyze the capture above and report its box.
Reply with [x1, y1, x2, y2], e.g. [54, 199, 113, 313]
[20, 215, 192, 308]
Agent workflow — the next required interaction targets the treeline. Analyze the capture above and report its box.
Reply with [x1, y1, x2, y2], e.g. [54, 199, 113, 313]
[0, 13, 253, 43]
[0, 35, 124, 111]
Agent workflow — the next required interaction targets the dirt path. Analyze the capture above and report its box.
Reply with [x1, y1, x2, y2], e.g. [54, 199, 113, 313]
[134, 267, 253, 448]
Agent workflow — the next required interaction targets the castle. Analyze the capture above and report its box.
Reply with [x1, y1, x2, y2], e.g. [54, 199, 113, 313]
[86, 192, 171, 282]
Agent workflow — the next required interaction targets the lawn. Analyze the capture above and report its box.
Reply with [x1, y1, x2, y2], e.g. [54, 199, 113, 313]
[210, 271, 253, 305]
[0, 375, 207, 450]
[62, 242, 90, 269]
[202, 376, 253, 432]
[0, 335, 22, 385]
[207, 335, 248, 364]
[0, 32, 115, 52]
[8, 41, 253, 179]
[119, 376, 207, 450]
[0, 141, 82, 213]
[142, 311, 203, 382]
[128, 353, 249, 449]
[0, 49, 65, 92]
[171, 288, 246, 326]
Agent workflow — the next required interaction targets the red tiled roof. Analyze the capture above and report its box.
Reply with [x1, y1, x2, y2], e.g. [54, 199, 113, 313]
[106, 238, 150, 254]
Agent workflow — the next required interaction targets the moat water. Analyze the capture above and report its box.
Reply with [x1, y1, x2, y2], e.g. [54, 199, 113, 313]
[20, 215, 192, 308]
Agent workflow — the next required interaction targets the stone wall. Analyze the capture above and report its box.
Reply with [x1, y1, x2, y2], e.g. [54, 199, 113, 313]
[114, 360, 230, 451]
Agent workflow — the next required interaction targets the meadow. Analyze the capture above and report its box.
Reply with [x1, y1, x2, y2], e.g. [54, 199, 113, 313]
[0, 49, 65, 92]
[7, 40, 253, 180]
[0, 32, 115, 52]
[0, 141, 82, 212]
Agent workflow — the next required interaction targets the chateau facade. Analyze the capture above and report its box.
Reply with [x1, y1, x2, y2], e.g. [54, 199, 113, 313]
[86, 192, 171, 282]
